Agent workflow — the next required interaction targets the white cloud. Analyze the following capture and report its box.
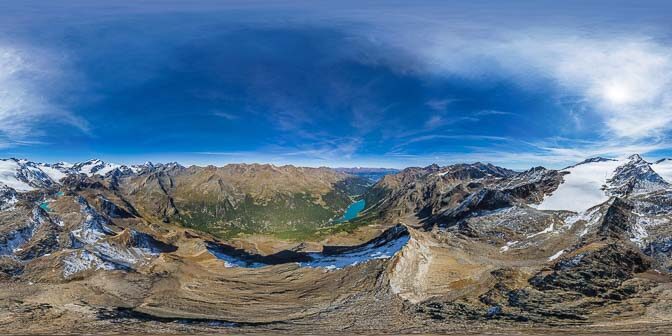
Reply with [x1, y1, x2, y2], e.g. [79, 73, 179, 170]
[425, 98, 456, 112]
[383, 133, 671, 170]
[523, 38, 672, 140]
[0, 43, 86, 147]
[189, 137, 364, 167]
[212, 110, 238, 120]
[424, 115, 444, 128]
[412, 33, 672, 142]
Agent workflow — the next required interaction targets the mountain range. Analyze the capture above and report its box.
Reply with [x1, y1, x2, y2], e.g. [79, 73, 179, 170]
[2, 155, 672, 334]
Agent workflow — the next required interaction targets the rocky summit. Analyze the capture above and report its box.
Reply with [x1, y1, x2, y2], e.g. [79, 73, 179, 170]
[2, 156, 672, 334]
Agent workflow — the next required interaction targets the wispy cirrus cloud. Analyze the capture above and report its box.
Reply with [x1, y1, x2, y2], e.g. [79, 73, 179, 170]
[515, 37, 672, 141]
[193, 136, 363, 166]
[3, 1, 672, 168]
[405, 33, 672, 142]
[425, 98, 457, 112]
[472, 110, 515, 117]
[388, 134, 512, 154]
[211, 110, 238, 120]
[386, 135, 672, 170]
[0, 43, 87, 147]
[363, 29, 672, 164]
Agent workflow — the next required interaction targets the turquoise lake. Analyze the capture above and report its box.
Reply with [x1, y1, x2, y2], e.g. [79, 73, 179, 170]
[38, 192, 62, 212]
[39, 202, 51, 211]
[339, 199, 365, 222]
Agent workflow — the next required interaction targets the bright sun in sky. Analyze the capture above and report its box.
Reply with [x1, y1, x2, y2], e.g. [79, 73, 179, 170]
[602, 82, 634, 105]
[1, 1, 672, 168]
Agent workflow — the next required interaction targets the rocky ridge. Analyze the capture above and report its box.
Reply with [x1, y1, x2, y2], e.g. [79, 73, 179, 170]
[1, 155, 672, 334]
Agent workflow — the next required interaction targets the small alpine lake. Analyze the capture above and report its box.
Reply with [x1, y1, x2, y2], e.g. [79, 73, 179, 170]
[338, 199, 365, 222]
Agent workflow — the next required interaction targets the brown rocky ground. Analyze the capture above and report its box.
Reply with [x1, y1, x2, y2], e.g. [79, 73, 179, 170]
[2, 219, 672, 335]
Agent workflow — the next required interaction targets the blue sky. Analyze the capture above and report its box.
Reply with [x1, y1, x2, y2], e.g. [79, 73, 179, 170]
[2, 1, 672, 169]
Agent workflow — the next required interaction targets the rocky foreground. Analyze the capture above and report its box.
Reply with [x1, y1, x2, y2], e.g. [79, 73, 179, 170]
[1, 155, 672, 334]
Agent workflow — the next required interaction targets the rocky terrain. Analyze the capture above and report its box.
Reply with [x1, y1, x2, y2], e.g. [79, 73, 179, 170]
[42, 160, 369, 239]
[1, 155, 672, 334]
[333, 167, 400, 182]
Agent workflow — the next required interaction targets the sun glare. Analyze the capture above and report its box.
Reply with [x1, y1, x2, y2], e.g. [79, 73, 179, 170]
[602, 82, 633, 105]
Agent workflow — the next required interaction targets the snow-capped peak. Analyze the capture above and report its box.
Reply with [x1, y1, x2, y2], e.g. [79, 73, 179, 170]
[129, 161, 155, 174]
[564, 157, 617, 169]
[608, 155, 668, 196]
[52, 161, 74, 169]
[626, 153, 645, 162]
[71, 159, 122, 177]
[34, 162, 70, 182]
[536, 154, 672, 213]
[0, 158, 55, 191]
[0, 156, 153, 193]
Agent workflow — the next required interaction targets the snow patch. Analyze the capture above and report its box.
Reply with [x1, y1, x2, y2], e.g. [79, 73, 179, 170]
[630, 219, 649, 246]
[63, 250, 116, 278]
[0, 208, 47, 256]
[564, 207, 602, 237]
[299, 230, 410, 269]
[89, 231, 165, 268]
[527, 222, 556, 238]
[208, 226, 410, 270]
[35, 164, 68, 182]
[73, 159, 121, 176]
[0, 186, 18, 211]
[207, 249, 267, 268]
[0, 159, 35, 191]
[548, 250, 565, 261]
[652, 159, 672, 184]
[500, 241, 518, 252]
[93, 241, 156, 267]
[535, 159, 623, 212]
[70, 197, 114, 246]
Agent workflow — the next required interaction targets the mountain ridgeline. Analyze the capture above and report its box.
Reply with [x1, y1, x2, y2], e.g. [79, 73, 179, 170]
[0, 159, 375, 238]
[4, 155, 672, 333]
[120, 164, 371, 237]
